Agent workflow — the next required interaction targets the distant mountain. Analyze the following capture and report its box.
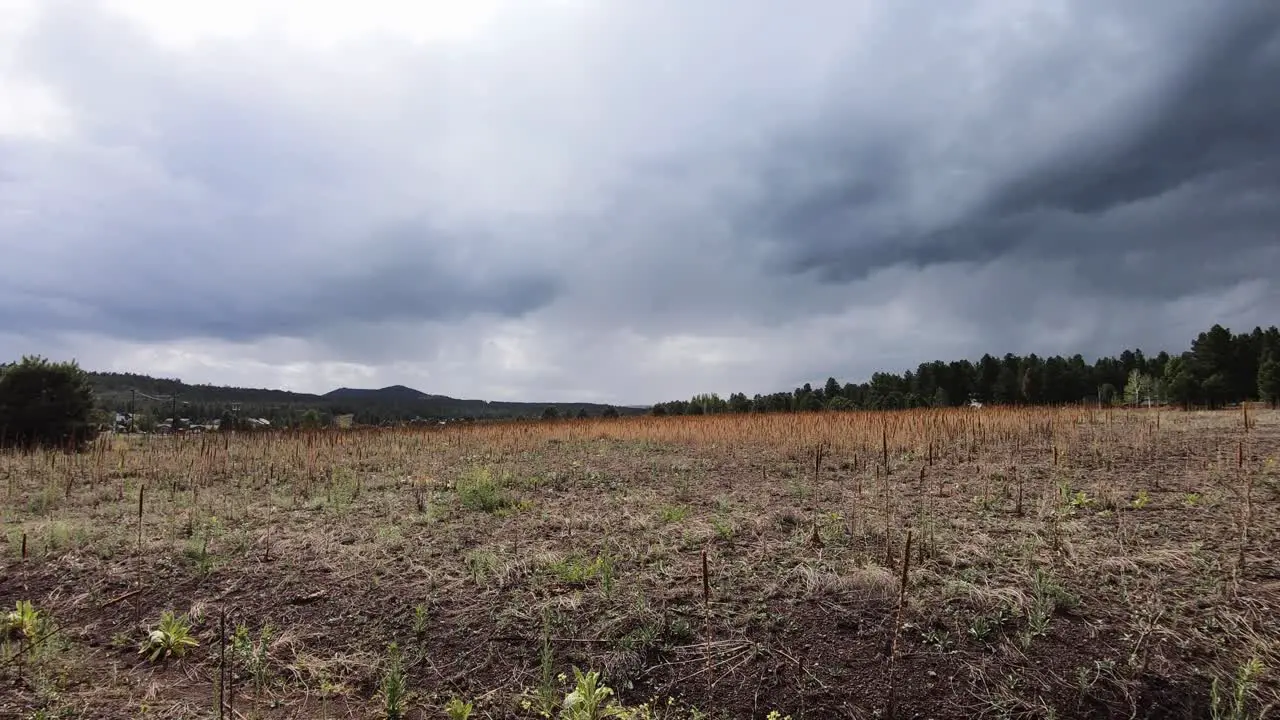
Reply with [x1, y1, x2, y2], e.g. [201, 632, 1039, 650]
[86, 371, 646, 426]
[323, 385, 449, 402]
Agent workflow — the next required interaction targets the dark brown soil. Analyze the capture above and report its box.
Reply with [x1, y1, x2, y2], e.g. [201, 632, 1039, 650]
[2, 407, 1277, 718]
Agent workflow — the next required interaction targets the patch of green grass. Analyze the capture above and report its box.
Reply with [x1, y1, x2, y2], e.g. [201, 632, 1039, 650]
[546, 553, 615, 587]
[711, 517, 736, 542]
[1211, 657, 1266, 720]
[457, 466, 519, 513]
[657, 505, 690, 524]
[465, 549, 498, 584]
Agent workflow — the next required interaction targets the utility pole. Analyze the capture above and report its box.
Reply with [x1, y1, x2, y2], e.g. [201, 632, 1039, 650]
[132, 389, 182, 433]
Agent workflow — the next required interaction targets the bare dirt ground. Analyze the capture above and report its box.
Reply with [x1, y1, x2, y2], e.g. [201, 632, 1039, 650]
[2, 407, 1278, 719]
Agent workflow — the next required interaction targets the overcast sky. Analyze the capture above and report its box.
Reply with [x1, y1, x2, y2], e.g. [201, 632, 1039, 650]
[2, 0, 1277, 404]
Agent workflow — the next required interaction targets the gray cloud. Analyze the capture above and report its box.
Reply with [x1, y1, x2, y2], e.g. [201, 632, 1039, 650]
[0, 0, 1278, 402]
[993, 5, 1280, 217]
[765, 1, 1280, 294]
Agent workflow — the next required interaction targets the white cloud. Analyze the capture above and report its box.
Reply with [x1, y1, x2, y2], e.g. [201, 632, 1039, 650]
[99, 0, 504, 48]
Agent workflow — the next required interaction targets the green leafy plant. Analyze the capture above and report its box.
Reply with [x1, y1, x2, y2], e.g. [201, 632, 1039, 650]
[968, 604, 1012, 644]
[921, 627, 954, 653]
[139, 610, 198, 663]
[445, 697, 475, 720]
[3, 600, 42, 641]
[1021, 569, 1079, 647]
[411, 604, 430, 636]
[1131, 489, 1151, 509]
[599, 552, 617, 599]
[465, 549, 497, 584]
[381, 642, 411, 720]
[1069, 490, 1093, 510]
[522, 614, 560, 719]
[231, 622, 274, 689]
[560, 667, 625, 720]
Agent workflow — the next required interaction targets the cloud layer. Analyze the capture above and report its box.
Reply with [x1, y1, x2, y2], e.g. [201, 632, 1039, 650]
[2, 0, 1278, 402]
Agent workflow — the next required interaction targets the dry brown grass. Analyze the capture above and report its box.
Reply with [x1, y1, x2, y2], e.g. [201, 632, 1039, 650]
[1, 406, 1278, 718]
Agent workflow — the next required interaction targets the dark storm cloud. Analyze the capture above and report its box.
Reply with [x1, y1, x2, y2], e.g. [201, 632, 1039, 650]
[993, 7, 1280, 217]
[0, 212, 559, 343]
[761, 1, 1280, 296]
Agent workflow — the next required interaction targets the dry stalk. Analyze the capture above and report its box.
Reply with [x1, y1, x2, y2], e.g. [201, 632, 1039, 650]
[886, 528, 914, 720]
[135, 484, 144, 624]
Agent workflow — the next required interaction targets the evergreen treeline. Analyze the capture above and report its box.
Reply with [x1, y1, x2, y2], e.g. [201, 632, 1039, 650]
[652, 324, 1280, 415]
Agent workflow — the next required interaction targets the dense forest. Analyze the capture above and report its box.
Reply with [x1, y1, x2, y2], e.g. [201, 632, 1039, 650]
[86, 372, 640, 428]
[653, 324, 1280, 415]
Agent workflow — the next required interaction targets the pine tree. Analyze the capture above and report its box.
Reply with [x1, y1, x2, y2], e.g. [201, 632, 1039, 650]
[0, 356, 98, 450]
[1258, 358, 1280, 408]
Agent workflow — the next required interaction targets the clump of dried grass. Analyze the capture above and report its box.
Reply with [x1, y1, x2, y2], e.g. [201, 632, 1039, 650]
[792, 563, 896, 602]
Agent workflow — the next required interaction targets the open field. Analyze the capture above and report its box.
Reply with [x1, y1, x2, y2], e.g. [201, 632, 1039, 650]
[2, 407, 1278, 719]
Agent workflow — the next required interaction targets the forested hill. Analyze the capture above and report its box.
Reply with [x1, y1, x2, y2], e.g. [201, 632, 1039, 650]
[653, 324, 1280, 415]
[87, 372, 642, 426]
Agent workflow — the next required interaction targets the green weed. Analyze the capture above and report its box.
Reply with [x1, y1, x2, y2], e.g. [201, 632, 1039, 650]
[657, 506, 690, 524]
[412, 604, 430, 636]
[445, 697, 475, 720]
[1211, 658, 1266, 720]
[139, 610, 198, 663]
[381, 642, 411, 720]
[231, 622, 274, 689]
[457, 466, 518, 513]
